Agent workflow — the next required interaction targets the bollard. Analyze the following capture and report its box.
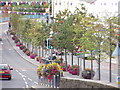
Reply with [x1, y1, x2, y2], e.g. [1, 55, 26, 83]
[55, 75, 57, 88]
[52, 75, 56, 88]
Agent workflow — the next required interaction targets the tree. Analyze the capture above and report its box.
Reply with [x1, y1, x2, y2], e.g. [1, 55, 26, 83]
[10, 14, 20, 34]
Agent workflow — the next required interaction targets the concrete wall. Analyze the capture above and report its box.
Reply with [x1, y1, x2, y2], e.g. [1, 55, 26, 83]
[60, 77, 118, 88]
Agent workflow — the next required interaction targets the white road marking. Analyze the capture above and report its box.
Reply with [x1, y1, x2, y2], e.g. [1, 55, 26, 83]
[21, 75, 26, 78]
[22, 69, 27, 71]
[23, 75, 27, 77]
[34, 82, 38, 85]
[9, 49, 11, 50]
[25, 81, 28, 85]
[26, 85, 29, 88]
[28, 78, 32, 81]
[23, 78, 25, 81]
[19, 72, 22, 75]
[16, 70, 19, 72]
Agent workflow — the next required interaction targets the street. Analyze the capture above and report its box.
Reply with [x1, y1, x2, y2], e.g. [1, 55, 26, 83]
[0, 22, 118, 88]
[0, 23, 45, 88]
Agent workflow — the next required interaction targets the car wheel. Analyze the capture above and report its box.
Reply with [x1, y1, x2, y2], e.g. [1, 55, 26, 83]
[8, 77, 11, 80]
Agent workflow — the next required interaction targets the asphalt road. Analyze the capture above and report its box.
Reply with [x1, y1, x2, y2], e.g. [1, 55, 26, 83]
[0, 22, 118, 88]
[0, 23, 42, 88]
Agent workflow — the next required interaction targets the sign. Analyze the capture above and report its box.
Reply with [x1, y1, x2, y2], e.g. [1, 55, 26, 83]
[76, 46, 83, 53]
[48, 46, 54, 49]
[117, 76, 120, 84]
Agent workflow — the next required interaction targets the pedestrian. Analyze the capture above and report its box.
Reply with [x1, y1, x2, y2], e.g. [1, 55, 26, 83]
[52, 54, 56, 60]
[46, 54, 50, 64]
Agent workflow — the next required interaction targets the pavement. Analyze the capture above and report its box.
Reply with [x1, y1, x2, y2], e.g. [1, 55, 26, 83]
[6, 32, 118, 88]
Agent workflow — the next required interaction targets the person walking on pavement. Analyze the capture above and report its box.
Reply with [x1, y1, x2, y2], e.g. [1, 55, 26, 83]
[45, 54, 50, 64]
[52, 54, 56, 60]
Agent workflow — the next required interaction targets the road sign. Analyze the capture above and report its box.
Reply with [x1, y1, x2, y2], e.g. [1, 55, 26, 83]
[76, 46, 83, 53]
[48, 46, 54, 49]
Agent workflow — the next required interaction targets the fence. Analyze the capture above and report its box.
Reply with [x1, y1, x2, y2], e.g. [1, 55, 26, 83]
[38, 73, 62, 88]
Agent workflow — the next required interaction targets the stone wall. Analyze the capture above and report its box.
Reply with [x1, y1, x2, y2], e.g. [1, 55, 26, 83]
[60, 77, 119, 88]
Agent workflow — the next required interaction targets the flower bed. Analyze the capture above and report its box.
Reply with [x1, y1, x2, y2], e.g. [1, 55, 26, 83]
[60, 63, 70, 71]
[68, 65, 79, 75]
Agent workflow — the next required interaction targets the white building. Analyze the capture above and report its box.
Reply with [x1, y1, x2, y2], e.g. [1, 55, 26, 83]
[52, 0, 119, 18]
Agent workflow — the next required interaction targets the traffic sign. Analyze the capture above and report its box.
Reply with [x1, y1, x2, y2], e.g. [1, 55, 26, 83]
[48, 46, 54, 49]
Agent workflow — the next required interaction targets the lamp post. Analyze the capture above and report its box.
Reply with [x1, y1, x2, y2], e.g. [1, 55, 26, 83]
[118, 2, 120, 88]
[95, 29, 106, 80]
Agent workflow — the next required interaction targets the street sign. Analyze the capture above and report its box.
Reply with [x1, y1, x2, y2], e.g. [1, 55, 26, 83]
[76, 46, 83, 53]
[48, 46, 54, 49]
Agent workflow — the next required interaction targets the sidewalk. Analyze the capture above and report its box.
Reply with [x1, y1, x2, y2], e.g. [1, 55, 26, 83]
[7, 34, 40, 67]
[6, 33, 118, 88]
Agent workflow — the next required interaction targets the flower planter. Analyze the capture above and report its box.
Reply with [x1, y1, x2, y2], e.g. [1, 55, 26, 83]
[19, 45, 26, 50]
[71, 71, 78, 75]
[82, 69, 95, 79]
[16, 44, 20, 47]
[25, 50, 30, 56]
[14, 39, 20, 43]
[35, 56, 41, 61]
[23, 48, 28, 53]
[26, 53, 30, 56]
[12, 36, 16, 40]
[68, 65, 79, 75]
[62, 68, 66, 71]
[68, 70, 72, 74]
[16, 42, 22, 47]
[30, 53, 37, 59]
[30, 55, 35, 59]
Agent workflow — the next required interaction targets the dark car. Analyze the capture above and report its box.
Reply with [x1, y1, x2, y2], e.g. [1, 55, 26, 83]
[0, 64, 13, 80]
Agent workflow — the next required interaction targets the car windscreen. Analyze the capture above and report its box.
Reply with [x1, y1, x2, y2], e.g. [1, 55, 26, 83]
[0, 65, 8, 70]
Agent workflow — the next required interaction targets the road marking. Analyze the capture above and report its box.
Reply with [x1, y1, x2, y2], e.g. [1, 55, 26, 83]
[25, 81, 28, 85]
[26, 85, 29, 88]
[21, 69, 27, 71]
[34, 82, 38, 85]
[16, 70, 19, 72]
[23, 78, 25, 81]
[21, 75, 26, 78]
[19, 72, 22, 75]
[28, 78, 32, 81]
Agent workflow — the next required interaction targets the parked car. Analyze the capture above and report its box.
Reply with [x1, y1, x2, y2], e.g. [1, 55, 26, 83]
[0, 64, 13, 80]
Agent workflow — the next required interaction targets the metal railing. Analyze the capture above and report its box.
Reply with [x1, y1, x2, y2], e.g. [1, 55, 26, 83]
[38, 73, 61, 88]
